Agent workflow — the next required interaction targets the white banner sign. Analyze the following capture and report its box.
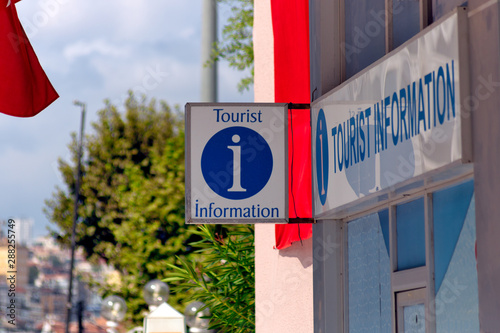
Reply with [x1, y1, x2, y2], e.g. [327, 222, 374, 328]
[186, 103, 288, 224]
[311, 9, 471, 218]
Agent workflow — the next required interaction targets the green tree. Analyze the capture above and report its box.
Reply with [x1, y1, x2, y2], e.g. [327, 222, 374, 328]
[165, 225, 255, 333]
[211, 0, 254, 92]
[45, 94, 197, 324]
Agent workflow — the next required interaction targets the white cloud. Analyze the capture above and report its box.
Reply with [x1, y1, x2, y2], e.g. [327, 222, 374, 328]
[63, 39, 131, 62]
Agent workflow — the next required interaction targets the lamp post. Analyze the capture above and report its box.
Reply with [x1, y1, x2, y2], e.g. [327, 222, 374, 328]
[143, 279, 170, 312]
[143, 281, 185, 333]
[200, 0, 217, 102]
[65, 101, 86, 333]
[101, 295, 127, 333]
[184, 302, 214, 333]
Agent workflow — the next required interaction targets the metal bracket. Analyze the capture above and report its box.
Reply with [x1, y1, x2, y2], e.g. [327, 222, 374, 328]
[287, 103, 311, 109]
[288, 218, 316, 224]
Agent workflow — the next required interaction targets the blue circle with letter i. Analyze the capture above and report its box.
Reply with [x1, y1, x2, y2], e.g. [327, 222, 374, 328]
[201, 126, 273, 200]
[316, 109, 329, 205]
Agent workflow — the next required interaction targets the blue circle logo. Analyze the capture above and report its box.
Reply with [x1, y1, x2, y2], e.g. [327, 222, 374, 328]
[201, 127, 273, 200]
[316, 109, 329, 205]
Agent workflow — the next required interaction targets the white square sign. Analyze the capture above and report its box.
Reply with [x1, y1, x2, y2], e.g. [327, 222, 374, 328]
[185, 103, 288, 224]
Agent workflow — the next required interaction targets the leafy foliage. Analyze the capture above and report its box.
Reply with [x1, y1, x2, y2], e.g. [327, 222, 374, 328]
[211, 0, 254, 92]
[165, 225, 255, 333]
[44, 94, 198, 324]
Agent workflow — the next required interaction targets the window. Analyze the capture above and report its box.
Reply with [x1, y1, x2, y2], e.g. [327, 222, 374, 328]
[346, 179, 479, 332]
[392, 0, 421, 48]
[344, 0, 431, 79]
[396, 288, 426, 332]
[432, 0, 468, 21]
[344, 0, 386, 79]
[347, 210, 392, 332]
[433, 180, 479, 332]
[396, 197, 425, 270]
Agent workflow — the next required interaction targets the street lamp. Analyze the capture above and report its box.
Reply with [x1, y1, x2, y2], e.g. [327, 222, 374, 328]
[143, 280, 170, 312]
[65, 100, 86, 333]
[101, 295, 127, 333]
[143, 281, 185, 333]
[184, 301, 213, 333]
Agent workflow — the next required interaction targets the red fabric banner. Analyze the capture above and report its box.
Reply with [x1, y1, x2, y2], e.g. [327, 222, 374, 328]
[0, 0, 59, 117]
[271, 0, 312, 249]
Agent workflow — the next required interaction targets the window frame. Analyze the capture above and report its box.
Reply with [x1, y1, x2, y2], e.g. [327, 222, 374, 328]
[340, 0, 433, 81]
[396, 288, 427, 333]
[342, 172, 473, 333]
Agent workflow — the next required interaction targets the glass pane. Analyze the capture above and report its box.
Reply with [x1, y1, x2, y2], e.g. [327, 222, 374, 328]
[433, 0, 468, 21]
[396, 197, 425, 270]
[345, 0, 386, 79]
[433, 180, 479, 332]
[348, 211, 391, 333]
[403, 303, 426, 332]
[392, 0, 420, 48]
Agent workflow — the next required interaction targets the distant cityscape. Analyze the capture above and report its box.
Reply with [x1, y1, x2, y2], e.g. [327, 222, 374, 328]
[0, 218, 119, 333]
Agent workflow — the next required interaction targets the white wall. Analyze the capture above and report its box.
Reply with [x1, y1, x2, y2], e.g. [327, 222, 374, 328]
[254, 1, 314, 331]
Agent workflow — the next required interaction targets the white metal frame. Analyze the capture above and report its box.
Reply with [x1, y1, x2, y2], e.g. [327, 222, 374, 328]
[185, 102, 289, 224]
[396, 288, 427, 333]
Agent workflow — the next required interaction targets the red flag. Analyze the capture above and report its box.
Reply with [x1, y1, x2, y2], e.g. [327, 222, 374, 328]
[271, 0, 313, 249]
[0, 0, 59, 117]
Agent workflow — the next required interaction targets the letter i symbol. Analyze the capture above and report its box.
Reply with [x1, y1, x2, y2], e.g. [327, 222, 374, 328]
[228, 134, 246, 192]
[319, 122, 325, 195]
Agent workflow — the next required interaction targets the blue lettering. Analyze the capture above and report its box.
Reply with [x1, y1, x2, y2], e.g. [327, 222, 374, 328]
[344, 121, 350, 169]
[230, 207, 242, 217]
[213, 108, 223, 122]
[446, 61, 456, 120]
[213, 108, 263, 123]
[375, 102, 384, 153]
[356, 113, 360, 163]
[399, 88, 408, 141]
[331, 126, 337, 173]
[337, 123, 344, 172]
[365, 107, 371, 158]
[418, 78, 426, 134]
[433, 71, 437, 127]
[408, 82, 417, 137]
[425, 73, 432, 129]
[359, 111, 366, 161]
[437, 66, 447, 124]
[200, 207, 208, 217]
[350, 116, 358, 166]
[391, 92, 399, 146]
[384, 96, 391, 150]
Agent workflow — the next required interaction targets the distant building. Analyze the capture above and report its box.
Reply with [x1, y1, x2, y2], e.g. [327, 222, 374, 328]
[12, 217, 34, 246]
[0, 237, 29, 290]
[40, 287, 67, 322]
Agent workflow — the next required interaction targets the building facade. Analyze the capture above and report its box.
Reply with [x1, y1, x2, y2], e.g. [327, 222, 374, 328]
[0, 238, 29, 290]
[255, 0, 500, 332]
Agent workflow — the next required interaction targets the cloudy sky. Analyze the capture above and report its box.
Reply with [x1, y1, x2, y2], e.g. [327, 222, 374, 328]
[0, 0, 253, 239]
